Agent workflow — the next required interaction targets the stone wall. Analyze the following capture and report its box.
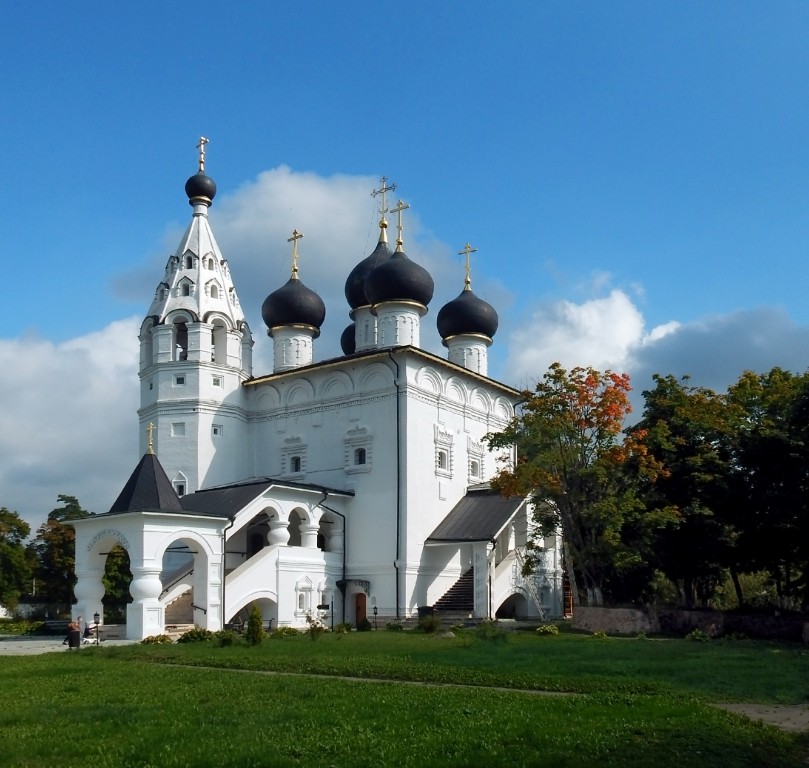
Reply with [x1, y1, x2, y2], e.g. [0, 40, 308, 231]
[573, 605, 808, 642]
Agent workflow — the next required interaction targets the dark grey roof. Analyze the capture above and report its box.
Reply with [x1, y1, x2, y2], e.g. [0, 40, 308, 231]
[180, 479, 274, 518]
[426, 488, 526, 543]
[180, 477, 353, 519]
[108, 453, 184, 514]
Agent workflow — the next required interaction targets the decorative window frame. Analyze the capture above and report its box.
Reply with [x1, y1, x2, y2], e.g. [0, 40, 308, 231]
[172, 471, 188, 498]
[344, 426, 372, 474]
[434, 425, 454, 478]
[295, 576, 313, 618]
[281, 436, 307, 480]
[468, 436, 486, 483]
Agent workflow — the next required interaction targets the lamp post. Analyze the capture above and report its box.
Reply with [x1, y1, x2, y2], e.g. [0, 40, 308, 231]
[373, 605, 378, 630]
[93, 612, 100, 645]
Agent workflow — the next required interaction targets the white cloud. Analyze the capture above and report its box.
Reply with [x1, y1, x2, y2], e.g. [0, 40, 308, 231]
[0, 318, 140, 530]
[503, 287, 809, 420]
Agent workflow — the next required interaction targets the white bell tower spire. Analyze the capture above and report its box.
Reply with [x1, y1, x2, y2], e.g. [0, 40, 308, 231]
[138, 139, 253, 496]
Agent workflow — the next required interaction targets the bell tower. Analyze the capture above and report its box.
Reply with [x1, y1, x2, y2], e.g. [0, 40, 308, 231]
[138, 139, 253, 496]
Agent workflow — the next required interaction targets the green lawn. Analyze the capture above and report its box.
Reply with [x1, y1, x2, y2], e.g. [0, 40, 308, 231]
[1, 630, 807, 767]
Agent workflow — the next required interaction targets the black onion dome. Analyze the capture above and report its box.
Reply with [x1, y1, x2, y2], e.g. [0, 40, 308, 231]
[340, 323, 356, 355]
[345, 240, 392, 309]
[437, 289, 499, 340]
[364, 251, 434, 307]
[261, 277, 326, 336]
[185, 171, 217, 203]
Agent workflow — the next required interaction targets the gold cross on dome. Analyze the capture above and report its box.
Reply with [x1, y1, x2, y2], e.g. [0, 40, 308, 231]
[287, 229, 304, 277]
[196, 137, 209, 172]
[458, 243, 477, 289]
[147, 422, 155, 454]
[390, 199, 410, 251]
[371, 176, 397, 217]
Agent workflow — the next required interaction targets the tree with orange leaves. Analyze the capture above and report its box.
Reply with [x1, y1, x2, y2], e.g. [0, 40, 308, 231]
[485, 363, 673, 606]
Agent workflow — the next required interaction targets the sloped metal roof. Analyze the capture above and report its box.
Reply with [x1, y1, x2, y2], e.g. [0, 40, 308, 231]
[426, 487, 527, 543]
[108, 453, 184, 514]
[179, 478, 352, 519]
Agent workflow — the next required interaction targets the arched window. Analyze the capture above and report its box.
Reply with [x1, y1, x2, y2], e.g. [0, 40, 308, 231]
[185, 255, 193, 269]
[354, 447, 366, 466]
[470, 460, 480, 480]
[174, 322, 188, 361]
[290, 456, 302, 473]
[181, 283, 190, 297]
[210, 285, 219, 299]
[437, 450, 448, 470]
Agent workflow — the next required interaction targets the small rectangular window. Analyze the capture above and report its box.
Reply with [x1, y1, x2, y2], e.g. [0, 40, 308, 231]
[212, 376, 222, 387]
[176, 483, 185, 497]
[171, 423, 185, 437]
[175, 375, 185, 386]
[212, 425, 222, 437]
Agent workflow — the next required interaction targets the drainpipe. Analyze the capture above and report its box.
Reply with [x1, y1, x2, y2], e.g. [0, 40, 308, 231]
[221, 516, 236, 630]
[317, 491, 347, 625]
[388, 349, 403, 620]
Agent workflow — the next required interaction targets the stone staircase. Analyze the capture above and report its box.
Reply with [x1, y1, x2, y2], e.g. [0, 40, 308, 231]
[432, 568, 474, 623]
[164, 591, 193, 624]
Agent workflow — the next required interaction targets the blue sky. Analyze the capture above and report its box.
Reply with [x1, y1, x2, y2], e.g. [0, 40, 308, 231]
[4, 2, 809, 527]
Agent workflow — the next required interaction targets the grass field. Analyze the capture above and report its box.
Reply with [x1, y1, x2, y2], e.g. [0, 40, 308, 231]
[1, 629, 808, 767]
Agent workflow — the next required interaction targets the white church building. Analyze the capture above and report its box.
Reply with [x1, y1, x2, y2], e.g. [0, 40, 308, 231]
[70, 145, 564, 639]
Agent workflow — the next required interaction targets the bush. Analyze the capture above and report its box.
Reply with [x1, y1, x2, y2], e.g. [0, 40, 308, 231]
[686, 627, 710, 642]
[245, 603, 265, 646]
[177, 627, 214, 644]
[536, 623, 559, 636]
[334, 622, 352, 635]
[590, 630, 609, 640]
[356, 618, 373, 632]
[385, 622, 404, 632]
[141, 634, 173, 645]
[0, 619, 42, 636]
[475, 620, 508, 642]
[305, 611, 327, 640]
[214, 629, 238, 647]
[417, 614, 442, 634]
[271, 626, 300, 639]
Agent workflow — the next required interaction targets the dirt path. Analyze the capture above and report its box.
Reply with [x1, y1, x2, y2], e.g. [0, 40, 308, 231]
[714, 703, 809, 732]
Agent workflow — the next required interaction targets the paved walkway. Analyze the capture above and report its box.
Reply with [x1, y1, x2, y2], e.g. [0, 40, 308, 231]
[0, 636, 139, 656]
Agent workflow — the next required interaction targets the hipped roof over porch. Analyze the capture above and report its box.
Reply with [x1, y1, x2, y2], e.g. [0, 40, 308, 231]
[425, 487, 527, 544]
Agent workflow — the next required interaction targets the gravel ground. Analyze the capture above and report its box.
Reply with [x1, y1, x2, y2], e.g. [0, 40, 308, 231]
[0, 635, 138, 656]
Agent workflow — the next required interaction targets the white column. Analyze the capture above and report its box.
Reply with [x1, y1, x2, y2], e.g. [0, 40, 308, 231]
[73, 569, 105, 628]
[300, 523, 319, 549]
[267, 519, 290, 546]
[127, 566, 164, 640]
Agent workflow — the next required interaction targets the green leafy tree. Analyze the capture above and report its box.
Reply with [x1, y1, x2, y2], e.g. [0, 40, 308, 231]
[630, 375, 740, 608]
[486, 363, 672, 606]
[102, 544, 132, 615]
[27, 495, 91, 605]
[0, 508, 32, 610]
[728, 368, 809, 609]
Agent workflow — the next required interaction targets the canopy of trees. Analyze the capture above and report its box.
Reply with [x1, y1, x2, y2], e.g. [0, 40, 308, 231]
[488, 364, 809, 612]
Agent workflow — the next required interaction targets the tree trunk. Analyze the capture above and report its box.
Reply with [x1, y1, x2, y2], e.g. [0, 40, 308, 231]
[729, 566, 745, 609]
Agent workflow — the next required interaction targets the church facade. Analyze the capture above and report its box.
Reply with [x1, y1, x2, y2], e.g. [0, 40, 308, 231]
[71, 146, 564, 639]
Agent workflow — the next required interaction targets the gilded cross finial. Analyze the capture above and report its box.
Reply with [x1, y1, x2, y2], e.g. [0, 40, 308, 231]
[459, 243, 477, 290]
[390, 199, 410, 252]
[196, 137, 209, 172]
[287, 229, 304, 278]
[371, 177, 396, 243]
[147, 422, 155, 455]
